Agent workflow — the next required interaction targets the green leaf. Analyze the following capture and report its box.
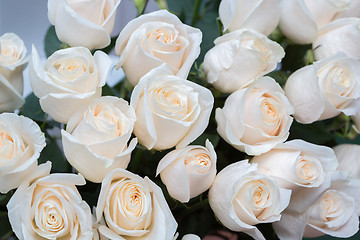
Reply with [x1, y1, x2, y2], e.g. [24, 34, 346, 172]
[0, 211, 12, 238]
[100, 37, 117, 54]
[44, 26, 62, 58]
[21, 93, 45, 122]
[39, 136, 70, 173]
[288, 121, 334, 145]
[102, 84, 120, 97]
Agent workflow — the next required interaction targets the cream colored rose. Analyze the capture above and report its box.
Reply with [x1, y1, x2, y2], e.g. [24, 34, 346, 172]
[130, 64, 214, 150]
[285, 54, 360, 124]
[219, 0, 279, 36]
[209, 160, 291, 240]
[115, 9, 202, 86]
[95, 168, 178, 239]
[0, 33, 27, 112]
[156, 139, 216, 203]
[62, 96, 137, 183]
[336, 0, 360, 18]
[252, 139, 338, 191]
[252, 139, 338, 214]
[48, 0, 121, 50]
[278, 0, 351, 44]
[0, 113, 46, 193]
[273, 171, 360, 239]
[333, 144, 360, 179]
[313, 18, 360, 60]
[7, 162, 93, 240]
[29, 46, 112, 124]
[203, 29, 284, 93]
[216, 76, 294, 156]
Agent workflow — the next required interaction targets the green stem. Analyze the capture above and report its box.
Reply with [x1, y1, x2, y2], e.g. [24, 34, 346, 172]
[40, 114, 48, 131]
[191, 0, 202, 26]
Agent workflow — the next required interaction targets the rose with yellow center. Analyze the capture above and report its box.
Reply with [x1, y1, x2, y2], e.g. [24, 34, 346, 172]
[204, 29, 285, 93]
[252, 139, 339, 214]
[285, 54, 360, 124]
[216, 76, 294, 155]
[115, 10, 202, 86]
[95, 168, 177, 239]
[0, 33, 27, 113]
[209, 160, 291, 240]
[130, 63, 213, 150]
[273, 172, 360, 239]
[29, 46, 112, 124]
[156, 140, 217, 203]
[7, 162, 93, 240]
[48, 0, 121, 49]
[62, 96, 137, 183]
[0, 113, 46, 193]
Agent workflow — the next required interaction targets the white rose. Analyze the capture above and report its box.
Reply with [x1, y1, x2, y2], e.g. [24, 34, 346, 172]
[333, 144, 360, 179]
[219, 0, 279, 36]
[0, 33, 27, 112]
[48, 0, 121, 50]
[203, 29, 285, 93]
[156, 139, 217, 203]
[95, 168, 178, 240]
[252, 139, 338, 191]
[313, 18, 360, 60]
[115, 9, 202, 86]
[278, 0, 351, 44]
[62, 96, 137, 183]
[29, 46, 112, 124]
[284, 54, 360, 124]
[209, 160, 292, 240]
[336, 0, 360, 18]
[0, 113, 46, 193]
[7, 162, 93, 240]
[273, 171, 360, 239]
[252, 139, 338, 213]
[130, 64, 214, 150]
[216, 76, 294, 156]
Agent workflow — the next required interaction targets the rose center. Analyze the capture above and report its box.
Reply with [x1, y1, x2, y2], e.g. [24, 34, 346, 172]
[54, 59, 86, 81]
[184, 149, 212, 174]
[0, 44, 19, 65]
[241, 38, 271, 61]
[318, 190, 342, 222]
[147, 28, 175, 44]
[0, 129, 26, 162]
[327, 66, 352, 97]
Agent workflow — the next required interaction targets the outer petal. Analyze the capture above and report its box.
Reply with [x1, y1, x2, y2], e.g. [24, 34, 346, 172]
[157, 150, 191, 202]
[313, 18, 360, 60]
[182, 234, 201, 240]
[272, 209, 311, 240]
[333, 144, 360, 179]
[93, 50, 113, 87]
[284, 65, 324, 123]
[62, 130, 137, 183]
[220, 0, 279, 36]
[278, 0, 318, 44]
[39, 90, 101, 124]
[50, 0, 114, 49]
[0, 74, 24, 113]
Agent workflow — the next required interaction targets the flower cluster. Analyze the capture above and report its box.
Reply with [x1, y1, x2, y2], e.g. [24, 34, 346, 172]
[1, 0, 360, 239]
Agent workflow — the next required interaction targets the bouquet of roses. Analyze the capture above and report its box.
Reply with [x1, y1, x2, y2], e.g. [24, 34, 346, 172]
[1, 0, 360, 239]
